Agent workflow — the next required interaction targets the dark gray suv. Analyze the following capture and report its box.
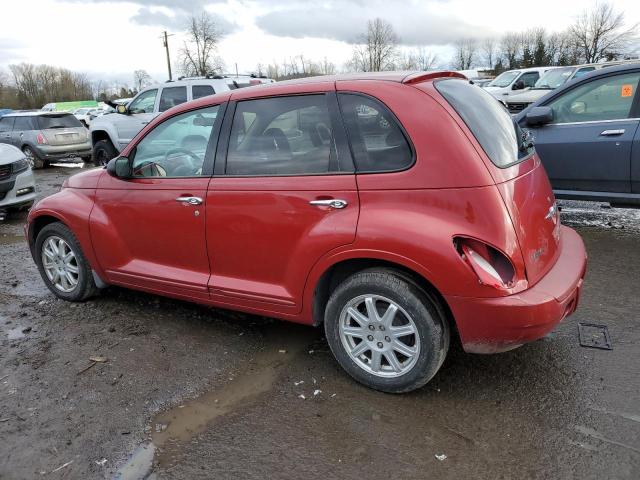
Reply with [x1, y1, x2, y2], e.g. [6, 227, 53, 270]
[0, 112, 92, 168]
[516, 63, 640, 207]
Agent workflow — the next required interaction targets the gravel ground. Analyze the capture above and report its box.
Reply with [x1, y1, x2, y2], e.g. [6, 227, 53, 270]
[1, 163, 639, 479]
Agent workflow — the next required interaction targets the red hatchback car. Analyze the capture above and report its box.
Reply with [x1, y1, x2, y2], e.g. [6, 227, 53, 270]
[26, 72, 587, 392]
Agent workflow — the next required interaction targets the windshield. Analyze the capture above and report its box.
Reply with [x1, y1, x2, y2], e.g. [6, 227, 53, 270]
[436, 79, 533, 167]
[37, 114, 82, 129]
[488, 71, 520, 88]
[534, 67, 574, 89]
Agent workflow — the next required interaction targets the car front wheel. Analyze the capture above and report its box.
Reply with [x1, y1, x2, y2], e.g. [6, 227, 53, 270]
[93, 139, 117, 167]
[324, 269, 449, 393]
[34, 222, 98, 301]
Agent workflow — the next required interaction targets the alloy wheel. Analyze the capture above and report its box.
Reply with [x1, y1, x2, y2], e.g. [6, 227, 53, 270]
[41, 236, 79, 293]
[338, 294, 420, 378]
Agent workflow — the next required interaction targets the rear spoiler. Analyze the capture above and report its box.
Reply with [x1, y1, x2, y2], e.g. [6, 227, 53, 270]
[402, 71, 467, 85]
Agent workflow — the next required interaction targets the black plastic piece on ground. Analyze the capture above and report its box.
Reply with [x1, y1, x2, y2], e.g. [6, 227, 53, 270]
[578, 323, 612, 350]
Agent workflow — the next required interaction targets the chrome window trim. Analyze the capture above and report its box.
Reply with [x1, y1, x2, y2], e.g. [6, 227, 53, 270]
[550, 117, 640, 126]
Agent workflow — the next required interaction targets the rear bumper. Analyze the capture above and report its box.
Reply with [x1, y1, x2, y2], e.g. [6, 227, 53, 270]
[445, 226, 587, 354]
[35, 142, 92, 159]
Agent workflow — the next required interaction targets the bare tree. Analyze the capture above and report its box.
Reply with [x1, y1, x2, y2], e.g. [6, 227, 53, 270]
[569, 2, 638, 63]
[133, 70, 152, 91]
[396, 48, 437, 70]
[179, 12, 225, 77]
[318, 57, 336, 75]
[8, 63, 93, 109]
[350, 18, 398, 72]
[453, 39, 477, 70]
[500, 32, 521, 69]
[482, 38, 497, 68]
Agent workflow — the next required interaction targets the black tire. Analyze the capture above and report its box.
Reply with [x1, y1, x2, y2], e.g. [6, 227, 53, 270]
[34, 222, 98, 302]
[81, 155, 92, 163]
[93, 139, 117, 167]
[324, 269, 449, 393]
[23, 146, 44, 169]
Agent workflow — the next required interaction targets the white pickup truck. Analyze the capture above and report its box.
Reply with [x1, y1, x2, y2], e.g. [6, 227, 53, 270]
[90, 75, 274, 166]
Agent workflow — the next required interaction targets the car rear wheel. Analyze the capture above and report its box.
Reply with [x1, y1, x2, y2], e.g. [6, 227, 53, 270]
[34, 222, 98, 301]
[93, 139, 117, 167]
[23, 146, 44, 169]
[324, 269, 449, 393]
[81, 156, 92, 163]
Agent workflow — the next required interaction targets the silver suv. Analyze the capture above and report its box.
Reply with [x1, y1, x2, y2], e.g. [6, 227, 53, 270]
[0, 112, 92, 169]
[90, 75, 274, 166]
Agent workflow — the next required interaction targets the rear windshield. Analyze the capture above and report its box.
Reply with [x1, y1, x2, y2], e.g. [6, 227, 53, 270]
[37, 114, 82, 129]
[435, 79, 532, 167]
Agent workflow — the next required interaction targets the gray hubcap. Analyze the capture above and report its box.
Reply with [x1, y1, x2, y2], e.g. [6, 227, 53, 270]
[23, 148, 35, 168]
[339, 294, 420, 378]
[41, 236, 79, 293]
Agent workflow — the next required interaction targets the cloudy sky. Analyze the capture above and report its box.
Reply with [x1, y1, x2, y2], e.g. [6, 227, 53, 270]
[1, 0, 639, 85]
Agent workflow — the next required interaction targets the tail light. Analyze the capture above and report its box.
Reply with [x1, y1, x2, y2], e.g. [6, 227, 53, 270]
[455, 237, 520, 290]
[36, 132, 48, 145]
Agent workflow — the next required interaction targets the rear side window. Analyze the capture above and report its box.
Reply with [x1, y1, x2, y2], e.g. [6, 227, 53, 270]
[37, 114, 82, 129]
[436, 79, 525, 167]
[338, 93, 413, 172]
[0, 117, 14, 132]
[192, 85, 215, 100]
[225, 94, 338, 176]
[159, 86, 188, 112]
[14, 116, 37, 130]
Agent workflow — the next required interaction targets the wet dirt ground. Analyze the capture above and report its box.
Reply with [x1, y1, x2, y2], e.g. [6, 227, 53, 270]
[1, 164, 639, 479]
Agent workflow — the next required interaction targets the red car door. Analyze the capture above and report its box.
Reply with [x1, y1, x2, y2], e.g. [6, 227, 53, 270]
[91, 105, 224, 300]
[206, 90, 359, 316]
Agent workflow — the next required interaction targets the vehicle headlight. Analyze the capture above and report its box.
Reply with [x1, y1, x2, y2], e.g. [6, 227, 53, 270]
[12, 158, 30, 174]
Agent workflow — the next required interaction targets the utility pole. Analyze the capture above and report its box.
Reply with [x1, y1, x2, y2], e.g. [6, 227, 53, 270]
[161, 31, 174, 81]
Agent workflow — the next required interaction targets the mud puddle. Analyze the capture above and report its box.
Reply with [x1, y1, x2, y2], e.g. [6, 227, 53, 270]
[0, 233, 24, 245]
[115, 321, 321, 479]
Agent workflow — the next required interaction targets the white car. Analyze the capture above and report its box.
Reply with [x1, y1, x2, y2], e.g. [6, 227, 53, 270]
[0, 144, 36, 221]
[73, 108, 98, 128]
[483, 67, 558, 101]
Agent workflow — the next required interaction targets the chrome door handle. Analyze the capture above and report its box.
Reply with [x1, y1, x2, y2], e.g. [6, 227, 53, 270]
[309, 199, 348, 209]
[600, 129, 625, 136]
[176, 196, 203, 205]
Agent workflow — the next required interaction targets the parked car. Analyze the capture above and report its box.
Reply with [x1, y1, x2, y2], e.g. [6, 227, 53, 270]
[73, 107, 98, 128]
[505, 61, 638, 114]
[470, 78, 492, 87]
[0, 144, 36, 220]
[27, 71, 587, 393]
[90, 76, 274, 166]
[483, 67, 558, 101]
[516, 63, 640, 206]
[0, 112, 92, 168]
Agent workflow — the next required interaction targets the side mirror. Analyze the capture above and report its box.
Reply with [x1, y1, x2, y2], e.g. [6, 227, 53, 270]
[106, 157, 131, 178]
[525, 106, 554, 126]
[116, 104, 128, 114]
[513, 80, 525, 90]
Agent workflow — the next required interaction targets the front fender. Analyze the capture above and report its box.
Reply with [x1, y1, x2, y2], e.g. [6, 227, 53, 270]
[27, 188, 103, 278]
[90, 123, 121, 153]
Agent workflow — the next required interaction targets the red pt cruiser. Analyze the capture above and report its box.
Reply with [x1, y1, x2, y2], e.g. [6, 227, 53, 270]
[26, 72, 587, 392]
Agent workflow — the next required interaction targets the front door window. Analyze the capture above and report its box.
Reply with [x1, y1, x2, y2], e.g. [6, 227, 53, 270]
[131, 106, 220, 177]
